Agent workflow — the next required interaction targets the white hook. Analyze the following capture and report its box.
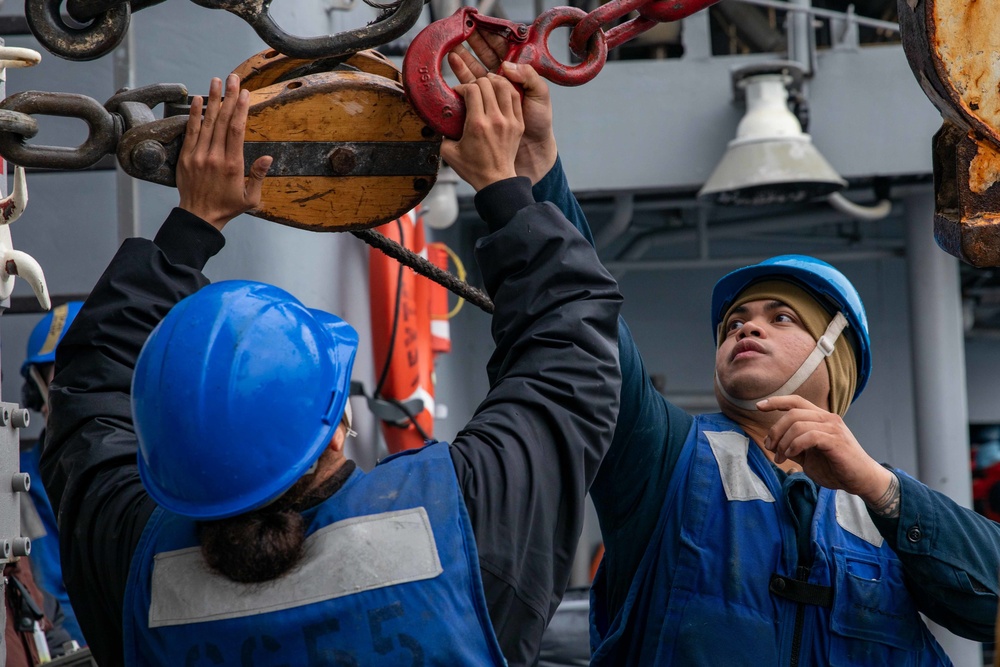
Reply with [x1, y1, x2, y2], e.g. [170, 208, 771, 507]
[2, 249, 50, 311]
[0, 47, 41, 70]
[0, 167, 49, 310]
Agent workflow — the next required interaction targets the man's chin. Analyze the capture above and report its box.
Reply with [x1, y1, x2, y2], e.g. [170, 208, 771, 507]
[717, 376, 778, 402]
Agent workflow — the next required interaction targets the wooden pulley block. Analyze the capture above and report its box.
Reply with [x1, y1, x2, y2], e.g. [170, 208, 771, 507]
[118, 64, 442, 232]
[900, 0, 1000, 265]
[244, 70, 441, 231]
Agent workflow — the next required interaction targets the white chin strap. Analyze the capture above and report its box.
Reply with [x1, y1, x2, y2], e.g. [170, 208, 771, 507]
[28, 365, 49, 408]
[715, 312, 849, 411]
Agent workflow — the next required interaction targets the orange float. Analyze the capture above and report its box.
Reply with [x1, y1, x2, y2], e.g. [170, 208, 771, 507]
[368, 208, 453, 453]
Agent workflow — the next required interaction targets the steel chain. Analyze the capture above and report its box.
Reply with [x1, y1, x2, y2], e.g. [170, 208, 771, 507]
[0, 111, 39, 142]
[568, 0, 720, 59]
[0, 81, 493, 313]
[0, 83, 189, 171]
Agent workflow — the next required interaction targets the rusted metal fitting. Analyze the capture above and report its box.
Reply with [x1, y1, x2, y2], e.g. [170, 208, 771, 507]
[929, 122, 1000, 267]
[0, 47, 42, 70]
[328, 146, 358, 176]
[130, 140, 167, 173]
[189, 0, 425, 60]
[899, 0, 1000, 265]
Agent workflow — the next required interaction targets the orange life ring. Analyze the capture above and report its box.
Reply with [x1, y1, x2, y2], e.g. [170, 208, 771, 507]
[368, 208, 450, 454]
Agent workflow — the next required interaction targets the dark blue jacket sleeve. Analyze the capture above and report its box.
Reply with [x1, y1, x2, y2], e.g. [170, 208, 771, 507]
[536, 159, 1000, 638]
[532, 158, 694, 620]
[872, 470, 1000, 640]
[449, 177, 623, 666]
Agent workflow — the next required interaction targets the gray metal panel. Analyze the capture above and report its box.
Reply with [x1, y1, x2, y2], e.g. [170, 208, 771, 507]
[544, 47, 942, 195]
[0, 401, 30, 564]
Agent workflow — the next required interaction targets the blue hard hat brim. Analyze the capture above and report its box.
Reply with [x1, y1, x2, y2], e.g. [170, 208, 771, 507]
[310, 308, 359, 429]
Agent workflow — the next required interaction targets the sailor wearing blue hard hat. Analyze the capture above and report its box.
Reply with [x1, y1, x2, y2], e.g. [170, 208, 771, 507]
[18, 302, 87, 654]
[40, 69, 622, 667]
[438, 36, 1000, 664]
[583, 250, 998, 665]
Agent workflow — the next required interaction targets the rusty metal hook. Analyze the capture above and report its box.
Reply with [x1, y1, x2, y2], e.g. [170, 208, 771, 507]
[64, 0, 166, 23]
[188, 0, 426, 60]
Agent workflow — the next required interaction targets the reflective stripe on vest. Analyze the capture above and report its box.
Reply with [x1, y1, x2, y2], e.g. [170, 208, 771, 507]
[124, 441, 506, 667]
[148, 507, 443, 627]
[590, 413, 951, 667]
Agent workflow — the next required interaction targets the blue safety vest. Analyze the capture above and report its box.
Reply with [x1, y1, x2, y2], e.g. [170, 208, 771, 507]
[590, 413, 952, 666]
[123, 442, 506, 666]
[19, 443, 85, 644]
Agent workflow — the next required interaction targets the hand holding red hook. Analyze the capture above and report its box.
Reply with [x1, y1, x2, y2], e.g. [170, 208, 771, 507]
[403, 0, 720, 139]
[403, 6, 606, 139]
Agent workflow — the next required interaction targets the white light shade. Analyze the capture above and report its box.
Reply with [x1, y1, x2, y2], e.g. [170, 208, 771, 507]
[699, 74, 846, 206]
[422, 166, 460, 229]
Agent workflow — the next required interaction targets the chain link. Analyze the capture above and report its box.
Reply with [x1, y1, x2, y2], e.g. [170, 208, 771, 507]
[569, 0, 720, 57]
[0, 92, 118, 170]
[0, 111, 39, 142]
[0, 83, 188, 171]
[404, 0, 717, 139]
[64, 0, 165, 23]
[25, 0, 131, 62]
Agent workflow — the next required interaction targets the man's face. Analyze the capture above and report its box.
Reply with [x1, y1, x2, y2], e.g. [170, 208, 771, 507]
[715, 298, 830, 410]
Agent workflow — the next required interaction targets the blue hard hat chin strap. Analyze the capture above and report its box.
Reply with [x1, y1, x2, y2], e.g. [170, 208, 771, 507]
[715, 312, 849, 411]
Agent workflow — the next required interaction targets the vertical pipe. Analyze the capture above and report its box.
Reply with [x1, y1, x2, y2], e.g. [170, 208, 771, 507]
[696, 206, 709, 259]
[904, 191, 981, 667]
[0, 34, 8, 657]
[113, 29, 139, 243]
[594, 194, 634, 251]
[0, 37, 8, 397]
[681, 7, 712, 61]
[788, 0, 813, 75]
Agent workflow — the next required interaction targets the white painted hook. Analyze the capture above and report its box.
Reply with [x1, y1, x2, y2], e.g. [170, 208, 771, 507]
[0, 47, 41, 70]
[3, 249, 50, 311]
[0, 167, 49, 310]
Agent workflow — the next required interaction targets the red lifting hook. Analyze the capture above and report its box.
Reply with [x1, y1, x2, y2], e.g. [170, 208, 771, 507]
[403, 0, 720, 139]
[403, 6, 607, 139]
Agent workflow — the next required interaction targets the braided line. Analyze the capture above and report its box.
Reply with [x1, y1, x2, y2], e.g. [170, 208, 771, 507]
[352, 228, 494, 314]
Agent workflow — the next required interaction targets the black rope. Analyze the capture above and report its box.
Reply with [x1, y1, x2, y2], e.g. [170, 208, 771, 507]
[384, 396, 432, 441]
[351, 228, 495, 314]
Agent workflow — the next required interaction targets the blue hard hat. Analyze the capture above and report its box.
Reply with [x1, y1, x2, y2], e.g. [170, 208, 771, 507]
[711, 255, 871, 401]
[132, 281, 358, 520]
[21, 301, 84, 375]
